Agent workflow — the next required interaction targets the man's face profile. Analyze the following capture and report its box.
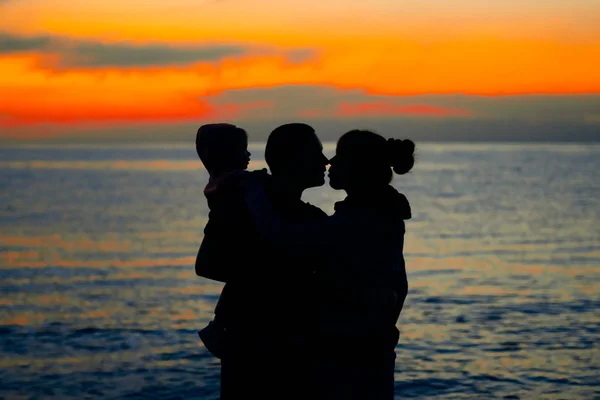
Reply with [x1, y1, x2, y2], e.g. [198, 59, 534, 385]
[295, 132, 329, 189]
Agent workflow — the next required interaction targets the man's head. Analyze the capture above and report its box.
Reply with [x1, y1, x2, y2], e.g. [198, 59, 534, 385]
[265, 123, 328, 190]
[196, 123, 250, 175]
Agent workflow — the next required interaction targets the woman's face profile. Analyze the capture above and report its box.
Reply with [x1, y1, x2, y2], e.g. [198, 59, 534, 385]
[328, 152, 350, 190]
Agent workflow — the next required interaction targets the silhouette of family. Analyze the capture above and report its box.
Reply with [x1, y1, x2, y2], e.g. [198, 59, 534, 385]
[194, 123, 414, 400]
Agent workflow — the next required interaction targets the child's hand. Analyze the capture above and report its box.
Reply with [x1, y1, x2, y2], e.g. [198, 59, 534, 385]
[240, 168, 266, 188]
[250, 168, 268, 177]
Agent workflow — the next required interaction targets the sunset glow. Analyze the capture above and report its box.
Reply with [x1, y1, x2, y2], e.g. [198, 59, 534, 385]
[1, 0, 599, 139]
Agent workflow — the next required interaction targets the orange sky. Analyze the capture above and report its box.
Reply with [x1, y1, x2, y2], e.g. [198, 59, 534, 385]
[0, 0, 599, 138]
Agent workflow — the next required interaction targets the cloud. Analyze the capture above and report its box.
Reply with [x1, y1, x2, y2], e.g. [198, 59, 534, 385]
[0, 100, 213, 126]
[298, 109, 324, 118]
[285, 48, 318, 65]
[336, 103, 473, 117]
[212, 85, 600, 123]
[0, 32, 52, 54]
[210, 85, 477, 119]
[2, 83, 599, 143]
[212, 101, 274, 118]
[0, 32, 312, 68]
[60, 41, 247, 68]
[0, 95, 273, 126]
[585, 114, 600, 122]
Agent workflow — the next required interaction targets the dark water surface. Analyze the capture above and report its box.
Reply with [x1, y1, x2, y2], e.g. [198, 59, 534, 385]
[1, 143, 599, 399]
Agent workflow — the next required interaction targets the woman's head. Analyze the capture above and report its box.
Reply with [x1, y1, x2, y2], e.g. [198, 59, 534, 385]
[328, 130, 415, 191]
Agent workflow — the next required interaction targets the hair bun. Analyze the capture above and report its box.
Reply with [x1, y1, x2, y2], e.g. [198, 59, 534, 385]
[387, 138, 415, 175]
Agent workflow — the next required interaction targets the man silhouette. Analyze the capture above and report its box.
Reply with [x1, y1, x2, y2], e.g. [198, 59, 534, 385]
[195, 123, 329, 399]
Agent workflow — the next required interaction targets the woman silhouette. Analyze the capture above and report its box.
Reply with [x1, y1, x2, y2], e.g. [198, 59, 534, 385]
[244, 129, 415, 399]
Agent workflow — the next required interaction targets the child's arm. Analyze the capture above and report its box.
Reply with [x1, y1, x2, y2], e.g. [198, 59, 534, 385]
[195, 171, 265, 282]
[195, 224, 229, 282]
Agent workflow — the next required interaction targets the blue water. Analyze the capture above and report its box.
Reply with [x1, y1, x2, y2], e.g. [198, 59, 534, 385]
[1, 142, 599, 399]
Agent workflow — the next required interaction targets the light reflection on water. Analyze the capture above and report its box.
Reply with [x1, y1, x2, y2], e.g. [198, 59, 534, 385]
[1, 143, 599, 399]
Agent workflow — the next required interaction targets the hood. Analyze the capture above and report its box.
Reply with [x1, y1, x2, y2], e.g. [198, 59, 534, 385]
[204, 168, 269, 196]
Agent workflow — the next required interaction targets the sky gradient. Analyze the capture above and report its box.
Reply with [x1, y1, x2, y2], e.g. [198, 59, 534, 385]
[1, 0, 599, 141]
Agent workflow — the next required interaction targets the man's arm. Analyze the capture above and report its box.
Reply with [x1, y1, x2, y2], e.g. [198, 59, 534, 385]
[244, 180, 365, 249]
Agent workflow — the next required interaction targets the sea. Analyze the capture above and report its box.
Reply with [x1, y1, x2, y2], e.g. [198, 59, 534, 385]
[1, 142, 599, 399]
